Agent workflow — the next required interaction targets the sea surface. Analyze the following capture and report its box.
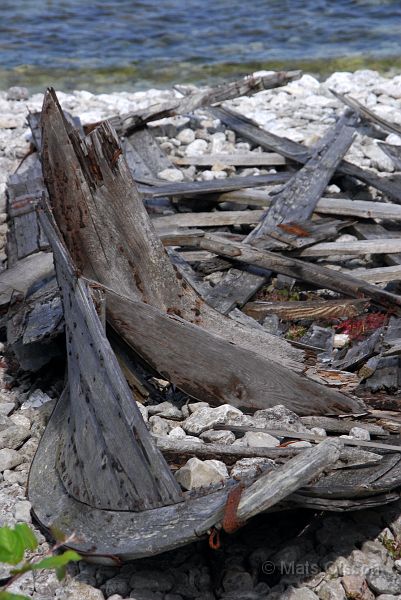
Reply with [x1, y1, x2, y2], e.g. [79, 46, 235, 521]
[2, 0, 401, 92]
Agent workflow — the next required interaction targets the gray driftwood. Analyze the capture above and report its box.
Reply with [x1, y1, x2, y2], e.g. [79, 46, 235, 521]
[211, 106, 401, 203]
[203, 113, 356, 313]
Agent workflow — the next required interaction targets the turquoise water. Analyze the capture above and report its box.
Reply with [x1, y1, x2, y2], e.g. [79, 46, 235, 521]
[2, 0, 401, 91]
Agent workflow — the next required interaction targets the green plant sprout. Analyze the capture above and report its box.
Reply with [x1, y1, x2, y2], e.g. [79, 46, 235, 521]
[0, 524, 80, 600]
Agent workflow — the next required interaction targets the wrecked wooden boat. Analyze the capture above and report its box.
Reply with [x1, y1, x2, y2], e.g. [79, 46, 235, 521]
[2, 78, 401, 562]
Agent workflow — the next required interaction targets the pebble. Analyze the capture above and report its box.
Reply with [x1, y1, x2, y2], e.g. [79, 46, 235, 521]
[341, 576, 375, 600]
[177, 128, 195, 144]
[230, 457, 275, 479]
[236, 431, 280, 448]
[366, 567, 401, 595]
[183, 404, 243, 435]
[174, 457, 228, 489]
[200, 429, 235, 444]
[157, 168, 184, 182]
[253, 405, 308, 433]
[0, 448, 24, 471]
[14, 500, 32, 523]
[185, 139, 208, 156]
[349, 427, 371, 441]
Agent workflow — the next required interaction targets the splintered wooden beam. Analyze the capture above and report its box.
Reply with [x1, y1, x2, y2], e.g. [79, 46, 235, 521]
[40, 88, 364, 415]
[204, 113, 357, 313]
[211, 106, 401, 203]
[105, 70, 301, 136]
[38, 206, 182, 512]
[300, 238, 401, 257]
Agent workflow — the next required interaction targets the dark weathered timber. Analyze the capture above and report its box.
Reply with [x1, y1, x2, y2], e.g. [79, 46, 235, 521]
[106, 70, 301, 136]
[6, 158, 48, 265]
[38, 206, 182, 511]
[0, 251, 54, 308]
[300, 416, 388, 437]
[138, 172, 291, 198]
[352, 223, 401, 268]
[211, 106, 401, 203]
[331, 89, 401, 137]
[243, 298, 369, 322]
[204, 114, 356, 313]
[40, 89, 368, 415]
[193, 233, 401, 314]
[102, 284, 362, 414]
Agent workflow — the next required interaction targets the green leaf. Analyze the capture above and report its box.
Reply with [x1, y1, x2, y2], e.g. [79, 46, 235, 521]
[13, 525, 37, 554]
[31, 550, 81, 572]
[0, 528, 24, 565]
[0, 591, 31, 600]
[49, 526, 67, 543]
[55, 565, 67, 581]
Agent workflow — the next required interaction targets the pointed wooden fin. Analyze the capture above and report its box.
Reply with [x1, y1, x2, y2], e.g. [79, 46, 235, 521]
[38, 204, 182, 511]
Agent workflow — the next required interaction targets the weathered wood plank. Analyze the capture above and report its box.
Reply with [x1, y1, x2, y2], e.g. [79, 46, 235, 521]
[38, 205, 182, 511]
[172, 152, 287, 167]
[0, 251, 54, 308]
[204, 113, 356, 312]
[194, 233, 401, 314]
[300, 238, 401, 257]
[214, 189, 401, 221]
[108, 70, 301, 136]
[211, 106, 401, 202]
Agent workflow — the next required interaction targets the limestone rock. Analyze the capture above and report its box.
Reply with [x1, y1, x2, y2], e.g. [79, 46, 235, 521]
[0, 402, 15, 416]
[56, 580, 105, 600]
[317, 580, 346, 600]
[238, 431, 280, 448]
[177, 128, 195, 144]
[0, 448, 23, 472]
[14, 500, 32, 523]
[349, 427, 370, 441]
[230, 458, 275, 479]
[183, 404, 243, 435]
[253, 405, 308, 433]
[200, 430, 235, 444]
[0, 425, 30, 450]
[341, 575, 375, 600]
[21, 389, 53, 410]
[158, 168, 184, 182]
[281, 586, 319, 600]
[366, 567, 401, 595]
[185, 139, 208, 156]
[174, 457, 228, 490]
[168, 426, 187, 440]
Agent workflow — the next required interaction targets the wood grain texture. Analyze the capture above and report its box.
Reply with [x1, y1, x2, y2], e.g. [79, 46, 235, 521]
[40, 89, 366, 414]
[38, 206, 182, 511]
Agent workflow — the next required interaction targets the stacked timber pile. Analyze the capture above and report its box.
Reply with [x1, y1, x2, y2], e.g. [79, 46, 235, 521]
[0, 70, 401, 599]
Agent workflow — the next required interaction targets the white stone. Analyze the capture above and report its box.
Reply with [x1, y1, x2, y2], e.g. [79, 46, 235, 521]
[177, 128, 195, 144]
[148, 401, 182, 419]
[149, 415, 171, 436]
[56, 580, 105, 600]
[168, 426, 186, 440]
[210, 132, 227, 153]
[349, 426, 371, 441]
[231, 458, 275, 479]
[0, 448, 23, 471]
[200, 429, 235, 444]
[158, 168, 184, 182]
[10, 414, 31, 430]
[333, 334, 350, 349]
[174, 457, 228, 490]
[310, 427, 327, 437]
[185, 139, 208, 156]
[240, 431, 280, 448]
[253, 404, 308, 432]
[0, 402, 15, 416]
[183, 404, 243, 435]
[188, 401, 210, 414]
[14, 500, 32, 523]
[386, 133, 401, 146]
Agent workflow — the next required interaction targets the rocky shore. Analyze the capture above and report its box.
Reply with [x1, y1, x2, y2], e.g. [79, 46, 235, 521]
[1, 70, 401, 599]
